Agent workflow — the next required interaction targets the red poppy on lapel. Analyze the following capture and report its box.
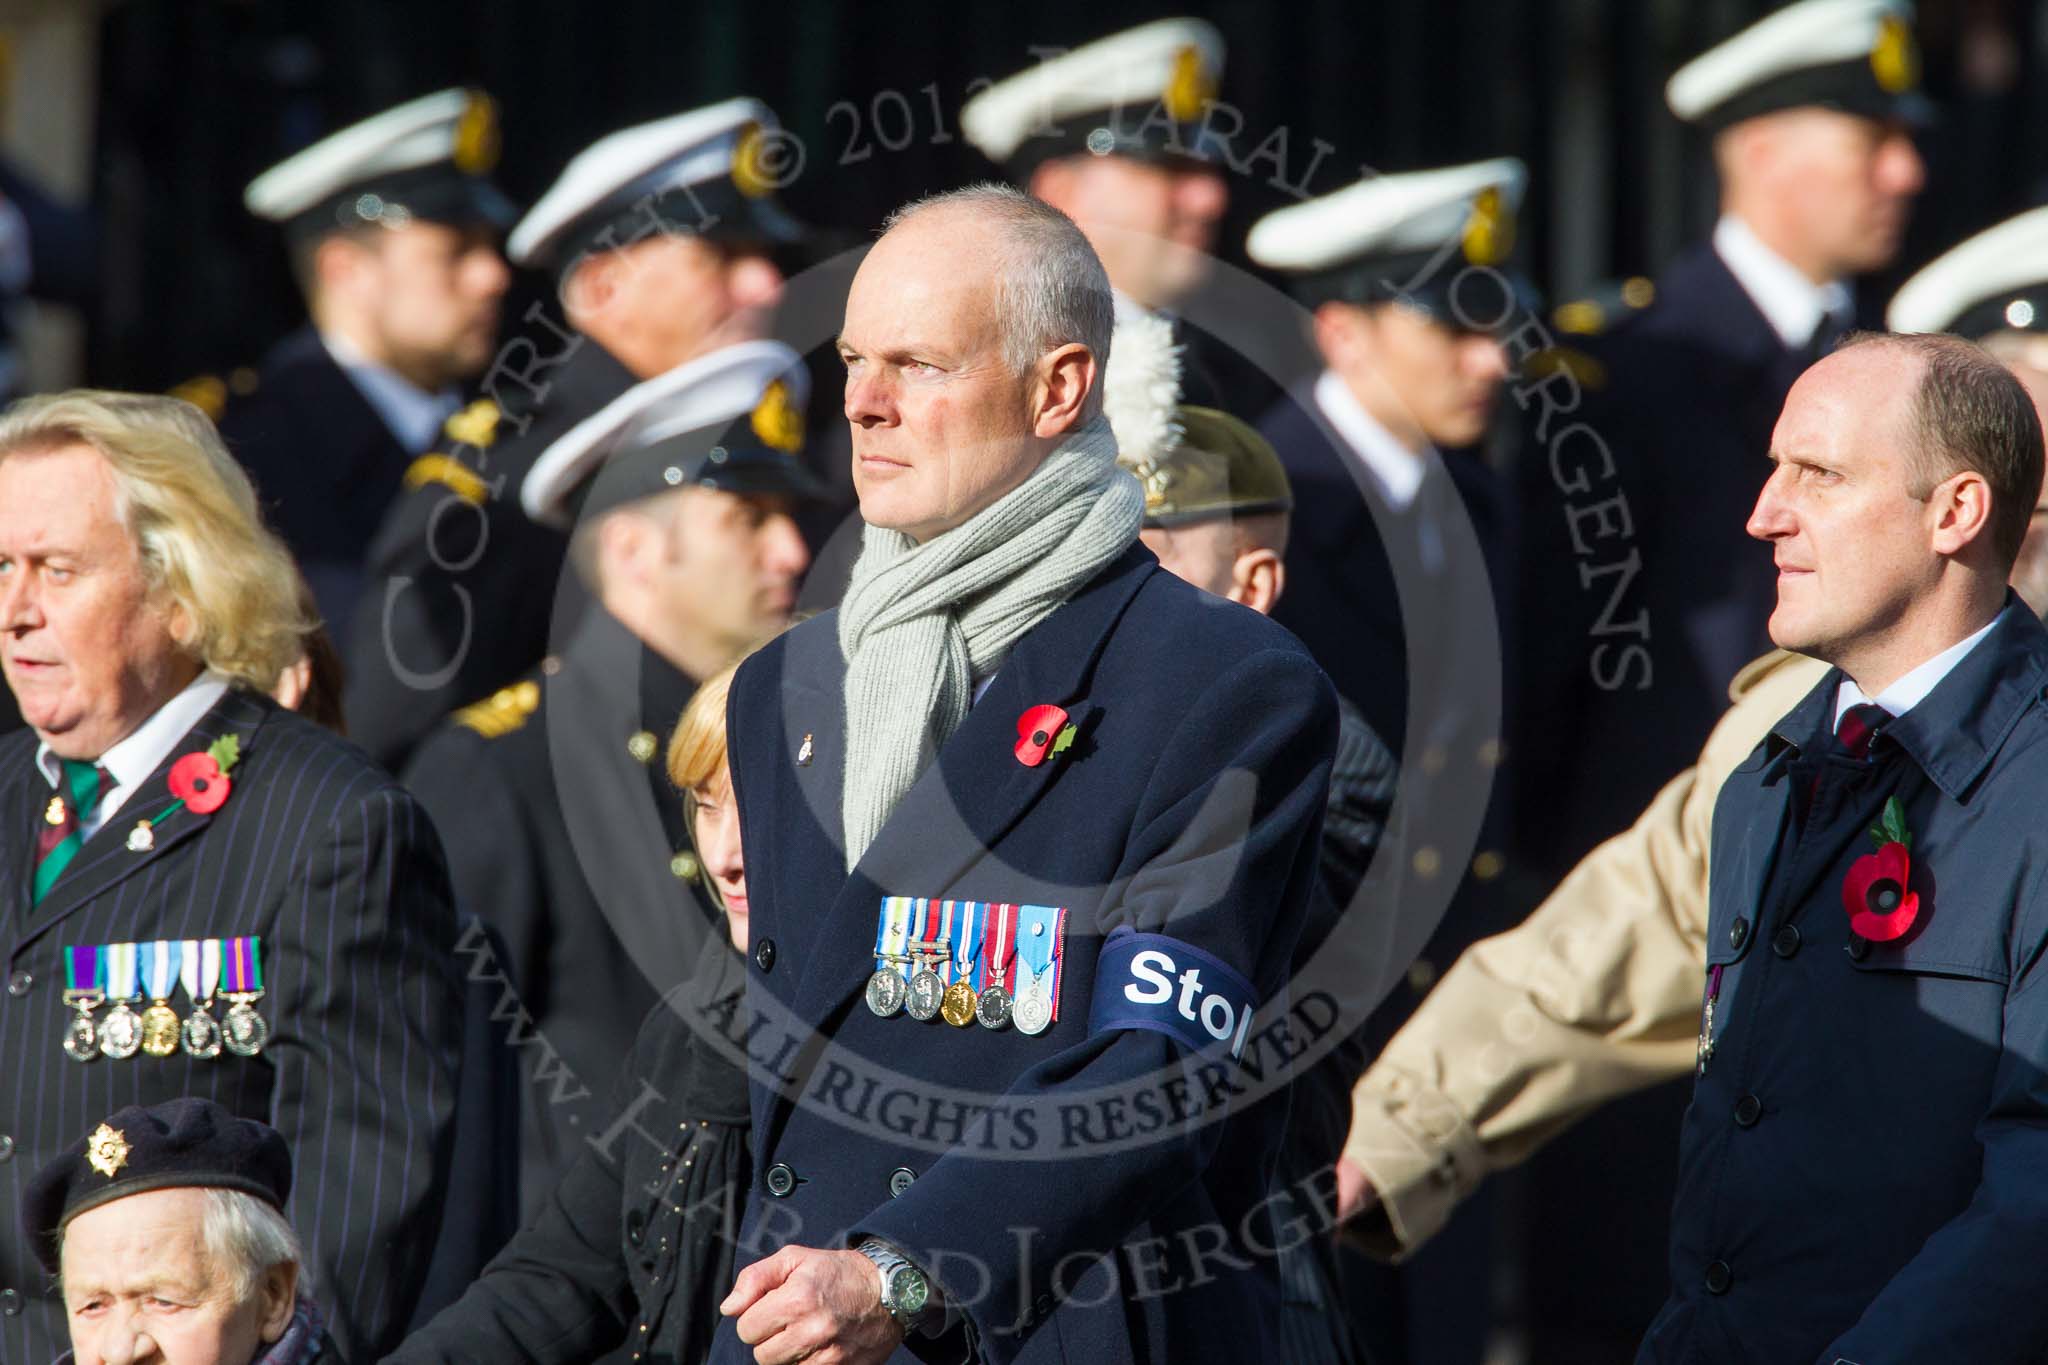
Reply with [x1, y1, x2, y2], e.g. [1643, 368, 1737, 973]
[167, 735, 242, 816]
[1843, 797, 1920, 942]
[1014, 704, 1076, 768]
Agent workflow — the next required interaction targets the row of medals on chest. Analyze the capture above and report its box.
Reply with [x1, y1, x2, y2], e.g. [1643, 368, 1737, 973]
[63, 984, 267, 1062]
[865, 947, 1053, 1035]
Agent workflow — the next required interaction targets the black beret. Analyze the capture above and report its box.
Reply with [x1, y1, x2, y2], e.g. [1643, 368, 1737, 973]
[22, 1098, 292, 1274]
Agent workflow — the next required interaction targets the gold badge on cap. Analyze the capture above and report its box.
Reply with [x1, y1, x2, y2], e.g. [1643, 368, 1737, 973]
[452, 91, 501, 175]
[731, 121, 775, 200]
[751, 379, 805, 453]
[1162, 45, 1216, 122]
[1870, 13, 1919, 95]
[1461, 186, 1514, 267]
[86, 1123, 129, 1178]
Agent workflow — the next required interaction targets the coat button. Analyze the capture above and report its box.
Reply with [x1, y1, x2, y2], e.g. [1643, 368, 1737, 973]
[1728, 918, 1749, 951]
[1771, 924, 1801, 958]
[0, 1134, 13, 1162]
[625, 1209, 647, 1247]
[6, 970, 30, 997]
[765, 1162, 797, 1197]
[1733, 1094, 1762, 1128]
[0, 1288, 18, 1316]
[1704, 1260, 1732, 1295]
[1846, 936, 1871, 962]
[888, 1166, 916, 1198]
[754, 938, 776, 972]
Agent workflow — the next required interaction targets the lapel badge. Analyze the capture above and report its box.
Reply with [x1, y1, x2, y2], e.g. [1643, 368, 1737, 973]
[45, 796, 66, 826]
[86, 1122, 130, 1177]
[1015, 704, 1078, 768]
[126, 820, 154, 853]
[797, 733, 814, 766]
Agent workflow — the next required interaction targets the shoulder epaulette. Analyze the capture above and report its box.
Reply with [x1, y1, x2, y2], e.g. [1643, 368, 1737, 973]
[1551, 275, 1657, 338]
[453, 679, 541, 739]
[169, 367, 260, 420]
[403, 453, 490, 507]
[1523, 345, 1608, 391]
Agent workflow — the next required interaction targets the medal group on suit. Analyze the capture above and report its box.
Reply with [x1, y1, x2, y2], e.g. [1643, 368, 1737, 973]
[58, 936, 269, 1062]
[862, 896, 1068, 1033]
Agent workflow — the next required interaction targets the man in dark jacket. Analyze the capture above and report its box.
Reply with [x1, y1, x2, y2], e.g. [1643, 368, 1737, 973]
[222, 89, 514, 635]
[1648, 330, 2048, 1361]
[715, 186, 1335, 1365]
[0, 391, 461, 1363]
[347, 97, 806, 769]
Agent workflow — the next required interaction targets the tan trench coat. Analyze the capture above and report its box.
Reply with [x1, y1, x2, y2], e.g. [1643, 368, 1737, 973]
[1344, 649, 1829, 1260]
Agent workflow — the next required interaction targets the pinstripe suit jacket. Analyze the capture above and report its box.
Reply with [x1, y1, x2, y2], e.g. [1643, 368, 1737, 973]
[0, 686, 462, 1363]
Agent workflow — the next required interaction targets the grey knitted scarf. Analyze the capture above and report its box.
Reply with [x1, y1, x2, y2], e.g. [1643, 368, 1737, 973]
[837, 414, 1140, 868]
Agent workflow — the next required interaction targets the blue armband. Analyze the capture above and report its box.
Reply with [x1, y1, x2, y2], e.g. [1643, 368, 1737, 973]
[1087, 927, 1260, 1059]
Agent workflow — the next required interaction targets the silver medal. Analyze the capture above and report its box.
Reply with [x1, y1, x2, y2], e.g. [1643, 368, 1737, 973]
[63, 1011, 100, 1062]
[975, 982, 1012, 1030]
[223, 999, 268, 1057]
[182, 1006, 224, 1059]
[905, 967, 944, 1022]
[98, 1002, 143, 1059]
[865, 969, 907, 1018]
[1013, 985, 1052, 1036]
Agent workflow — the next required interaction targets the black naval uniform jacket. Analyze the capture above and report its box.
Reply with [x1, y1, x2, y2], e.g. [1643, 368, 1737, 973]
[716, 544, 1338, 1365]
[1642, 602, 2048, 1364]
[0, 687, 463, 1363]
[403, 608, 705, 1219]
[1516, 243, 1819, 880]
[217, 326, 424, 635]
[346, 338, 637, 771]
[386, 945, 752, 1365]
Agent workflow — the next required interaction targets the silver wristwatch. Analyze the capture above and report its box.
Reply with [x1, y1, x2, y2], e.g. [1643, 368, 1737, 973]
[856, 1238, 936, 1336]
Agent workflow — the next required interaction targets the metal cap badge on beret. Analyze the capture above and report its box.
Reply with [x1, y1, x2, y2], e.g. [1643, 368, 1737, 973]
[961, 18, 1226, 176]
[523, 338, 825, 527]
[1247, 158, 1531, 322]
[1665, 0, 1927, 132]
[1122, 404, 1293, 530]
[508, 97, 806, 273]
[1888, 206, 2048, 338]
[245, 88, 516, 241]
[22, 1098, 292, 1273]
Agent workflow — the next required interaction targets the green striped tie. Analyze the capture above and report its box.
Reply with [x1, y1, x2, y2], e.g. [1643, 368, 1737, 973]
[33, 760, 105, 905]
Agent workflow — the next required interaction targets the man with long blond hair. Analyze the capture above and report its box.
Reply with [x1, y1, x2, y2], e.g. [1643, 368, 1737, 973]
[0, 390, 463, 1364]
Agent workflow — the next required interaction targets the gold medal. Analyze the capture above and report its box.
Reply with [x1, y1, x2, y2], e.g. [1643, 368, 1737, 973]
[940, 980, 977, 1027]
[140, 1001, 181, 1057]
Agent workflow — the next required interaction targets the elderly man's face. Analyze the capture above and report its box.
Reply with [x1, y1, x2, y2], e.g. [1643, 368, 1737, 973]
[0, 444, 198, 759]
[839, 209, 1048, 542]
[1747, 346, 1945, 662]
[60, 1188, 294, 1365]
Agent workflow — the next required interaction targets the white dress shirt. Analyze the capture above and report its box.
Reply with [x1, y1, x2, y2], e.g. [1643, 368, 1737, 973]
[1833, 608, 2008, 730]
[1312, 369, 1444, 571]
[37, 672, 232, 838]
[321, 331, 460, 454]
[1713, 214, 1855, 352]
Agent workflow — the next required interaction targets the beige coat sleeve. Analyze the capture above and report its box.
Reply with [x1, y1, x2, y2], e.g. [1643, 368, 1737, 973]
[1342, 650, 1829, 1261]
